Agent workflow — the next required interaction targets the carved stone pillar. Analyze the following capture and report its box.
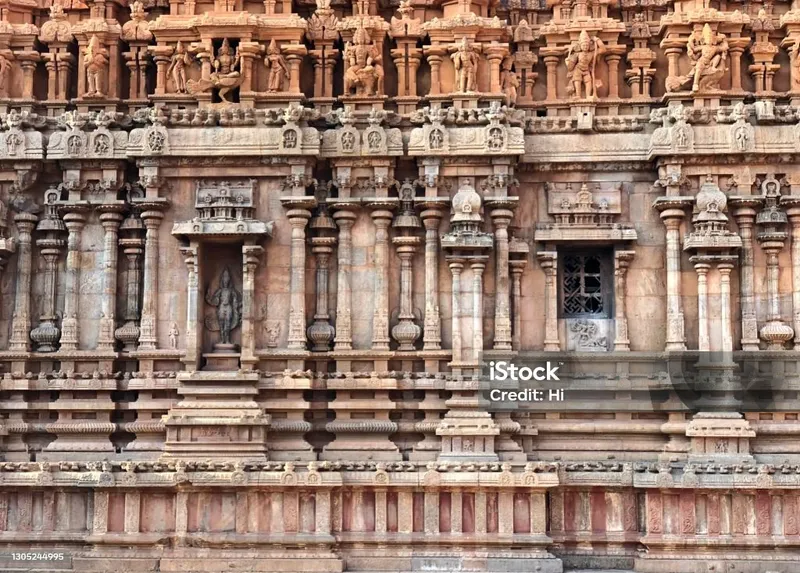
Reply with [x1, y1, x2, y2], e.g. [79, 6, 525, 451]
[542, 52, 560, 101]
[420, 206, 443, 350]
[537, 251, 559, 351]
[59, 211, 87, 351]
[783, 199, 800, 344]
[98, 210, 124, 350]
[613, 250, 635, 351]
[241, 245, 263, 368]
[692, 260, 711, 352]
[308, 239, 336, 351]
[115, 233, 144, 351]
[286, 208, 312, 350]
[139, 209, 164, 350]
[9, 213, 38, 351]
[180, 245, 200, 369]
[392, 237, 422, 350]
[731, 199, 761, 350]
[660, 207, 687, 351]
[448, 260, 464, 363]
[471, 261, 486, 363]
[489, 205, 513, 351]
[510, 259, 526, 352]
[333, 208, 357, 350]
[370, 206, 394, 351]
[31, 198, 66, 353]
[718, 262, 734, 353]
[423, 46, 447, 96]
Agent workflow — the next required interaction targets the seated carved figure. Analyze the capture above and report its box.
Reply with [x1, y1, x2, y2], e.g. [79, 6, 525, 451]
[666, 24, 728, 92]
[186, 39, 243, 103]
[344, 24, 383, 96]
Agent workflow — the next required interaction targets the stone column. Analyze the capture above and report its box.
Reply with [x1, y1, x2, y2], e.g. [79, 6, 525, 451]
[308, 237, 336, 351]
[543, 54, 560, 101]
[537, 251, 559, 351]
[97, 210, 123, 350]
[718, 262, 734, 353]
[510, 260, 526, 352]
[31, 242, 63, 352]
[490, 205, 513, 351]
[786, 203, 800, 344]
[241, 244, 264, 368]
[731, 200, 761, 350]
[9, 213, 38, 351]
[370, 207, 394, 351]
[660, 208, 687, 350]
[448, 260, 464, 363]
[286, 209, 311, 350]
[392, 237, 422, 350]
[333, 209, 357, 351]
[613, 251, 635, 351]
[421, 207, 443, 350]
[471, 262, 486, 363]
[60, 211, 86, 351]
[693, 260, 711, 352]
[115, 235, 144, 351]
[139, 209, 164, 350]
[180, 245, 200, 369]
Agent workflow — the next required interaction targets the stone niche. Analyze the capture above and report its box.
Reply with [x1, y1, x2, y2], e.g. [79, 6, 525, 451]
[201, 243, 244, 360]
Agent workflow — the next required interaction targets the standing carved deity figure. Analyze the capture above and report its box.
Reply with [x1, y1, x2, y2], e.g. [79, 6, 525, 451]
[344, 24, 383, 96]
[500, 56, 519, 106]
[206, 267, 242, 347]
[168, 41, 192, 93]
[790, 41, 800, 91]
[0, 54, 9, 97]
[565, 30, 605, 99]
[451, 37, 479, 93]
[84, 35, 109, 97]
[667, 24, 728, 92]
[265, 39, 289, 93]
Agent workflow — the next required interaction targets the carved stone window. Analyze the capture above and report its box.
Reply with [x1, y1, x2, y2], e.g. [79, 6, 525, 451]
[559, 250, 613, 318]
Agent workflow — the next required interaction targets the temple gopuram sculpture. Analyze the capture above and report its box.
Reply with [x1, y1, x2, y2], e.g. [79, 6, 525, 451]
[3, 0, 800, 571]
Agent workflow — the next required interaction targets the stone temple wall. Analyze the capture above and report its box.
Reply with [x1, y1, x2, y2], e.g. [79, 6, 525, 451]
[2, 0, 800, 572]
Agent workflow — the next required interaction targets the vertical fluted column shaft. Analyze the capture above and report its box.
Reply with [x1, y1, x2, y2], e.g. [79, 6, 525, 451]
[287, 209, 311, 350]
[139, 210, 164, 350]
[661, 210, 687, 350]
[613, 251, 634, 352]
[733, 205, 760, 350]
[421, 208, 443, 350]
[537, 252, 559, 352]
[180, 245, 199, 368]
[490, 208, 513, 351]
[694, 262, 710, 352]
[60, 212, 86, 351]
[510, 261, 526, 352]
[241, 245, 264, 366]
[334, 210, 357, 351]
[788, 208, 800, 343]
[391, 238, 422, 351]
[719, 263, 734, 353]
[9, 213, 38, 351]
[371, 209, 393, 351]
[449, 260, 464, 363]
[98, 210, 123, 350]
[471, 262, 486, 363]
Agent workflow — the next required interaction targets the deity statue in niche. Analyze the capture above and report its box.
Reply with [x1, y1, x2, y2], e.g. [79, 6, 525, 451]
[0, 54, 10, 98]
[344, 24, 384, 96]
[84, 35, 109, 97]
[565, 30, 605, 99]
[451, 37, 479, 93]
[500, 56, 519, 106]
[187, 39, 243, 103]
[666, 24, 728, 92]
[205, 267, 242, 348]
[265, 39, 290, 92]
[168, 41, 192, 94]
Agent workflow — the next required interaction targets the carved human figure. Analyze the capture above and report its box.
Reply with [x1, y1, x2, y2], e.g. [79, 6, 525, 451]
[344, 24, 383, 96]
[565, 30, 605, 99]
[214, 39, 240, 79]
[451, 37, 479, 93]
[0, 54, 10, 97]
[265, 39, 289, 93]
[791, 41, 800, 91]
[500, 56, 519, 106]
[668, 24, 728, 92]
[169, 322, 179, 349]
[187, 39, 243, 103]
[167, 41, 192, 93]
[206, 267, 242, 346]
[84, 35, 109, 97]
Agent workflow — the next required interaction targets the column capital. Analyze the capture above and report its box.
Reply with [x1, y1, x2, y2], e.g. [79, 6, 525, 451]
[333, 208, 358, 227]
[13, 212, 38, 231]
[536, 250, 558, 270]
